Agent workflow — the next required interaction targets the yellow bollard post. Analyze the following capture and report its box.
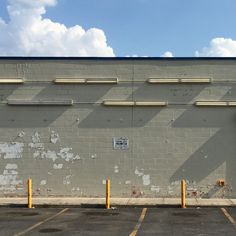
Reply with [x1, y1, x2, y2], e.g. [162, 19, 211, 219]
[106, 179, 110, 209]
[28, 178, 32, 209]
[181, 179, 186, 208]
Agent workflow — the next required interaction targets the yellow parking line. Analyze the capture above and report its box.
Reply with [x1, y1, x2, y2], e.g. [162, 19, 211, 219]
[221, 208, 236, 230]
[129, 208, 147, 236]
[14, 208, 69, 236]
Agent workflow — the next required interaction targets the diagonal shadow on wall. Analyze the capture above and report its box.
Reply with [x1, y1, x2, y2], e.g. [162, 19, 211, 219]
[0, 83, 113, 128]
[171, 95, 236, 197]
[78, 83, 209, 128]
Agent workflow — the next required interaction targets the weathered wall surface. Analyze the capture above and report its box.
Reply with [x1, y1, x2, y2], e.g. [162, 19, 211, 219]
[0, 58, 236, 198]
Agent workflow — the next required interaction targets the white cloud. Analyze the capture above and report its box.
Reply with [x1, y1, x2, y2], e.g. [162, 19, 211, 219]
[195, 38, 236, 57]
[0, 0, 115, 56]
[161, 51, 174, 57]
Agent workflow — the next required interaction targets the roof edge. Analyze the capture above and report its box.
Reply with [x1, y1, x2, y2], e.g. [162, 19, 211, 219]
[0, 57, 236, 60]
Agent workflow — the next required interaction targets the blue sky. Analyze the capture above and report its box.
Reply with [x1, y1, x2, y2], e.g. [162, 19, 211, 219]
[0, 0, 236, 57]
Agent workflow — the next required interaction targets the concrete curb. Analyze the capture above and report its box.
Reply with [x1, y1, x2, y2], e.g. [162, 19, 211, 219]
[0, 198, 236, 207]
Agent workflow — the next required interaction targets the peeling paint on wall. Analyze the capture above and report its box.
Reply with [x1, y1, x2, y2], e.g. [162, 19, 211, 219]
[72, 187, 80, 191]
[40, 180, 47, 185]
[0, 142, 24, 159]
[0, 164, 22, 191]
[28, 131, 81, 162]
[135, 167, 144, 177]
[57, 148, 80, 161]
[18, 131, 25, 138]
[29, 132, 44, 149]
[142, 175, 151, 186]
[53, 163, 63, 169]
[63, 175, 71, 185]
[151, 185, 160, 192]
[32, 132, 41, 143]
[114, 165, 119, 173]
[41, 150, 58, 161]
[50, 131, 60, 144]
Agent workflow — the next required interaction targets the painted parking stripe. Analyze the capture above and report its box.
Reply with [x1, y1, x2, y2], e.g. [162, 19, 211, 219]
[14, 208, 69, 236]
[221, 208, 236, 230]
[129, 208, 147, 236]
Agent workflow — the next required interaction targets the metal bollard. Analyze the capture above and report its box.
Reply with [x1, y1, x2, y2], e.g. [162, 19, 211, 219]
[181, 179, 186, 208]
[28, 178, 32, 209]
[106, 179, 110, 209]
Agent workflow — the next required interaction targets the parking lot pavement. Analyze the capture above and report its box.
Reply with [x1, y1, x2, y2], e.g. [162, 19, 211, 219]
[0, 207, 236, 236]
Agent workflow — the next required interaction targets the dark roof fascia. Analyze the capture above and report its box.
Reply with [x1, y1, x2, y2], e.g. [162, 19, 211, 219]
[0, 57, 236, 61]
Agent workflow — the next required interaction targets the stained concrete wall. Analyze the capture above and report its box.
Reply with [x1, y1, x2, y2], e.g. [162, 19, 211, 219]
[0, 58, 236, 198]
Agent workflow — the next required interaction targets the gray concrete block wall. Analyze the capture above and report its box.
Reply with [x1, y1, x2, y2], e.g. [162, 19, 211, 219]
[0, 58, 236, 198]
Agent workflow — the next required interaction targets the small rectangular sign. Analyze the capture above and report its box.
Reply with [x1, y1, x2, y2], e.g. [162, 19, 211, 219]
[113, 137, 129, 150]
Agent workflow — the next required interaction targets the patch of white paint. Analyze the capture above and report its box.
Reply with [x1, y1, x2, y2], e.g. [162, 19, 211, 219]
[18, 131, 25, 138]
[40, 180, 47, 185]
[29, 132, 44, 149]
[41, 150, 58, 162]
[28, 131, 81, 163]
[32, 132, 41, 143]
[114, 165, 119, 173]
[57, 148, 75, 161]
[63, 175, 71, 185]
[168, 186, 174, 194]
[29, 143, 44, 149]
[0, 164, 22, 191]
[3, 169, 17, 175]
[53, 163, 63, 169]
[50, 131, 60, 144]
[91, 154, 97, 159]
[187, 187, 198, 191]
[135, 167, 144, 177]
[5, 164, 18, 169]
[142, 175, 151, 186]
[125, 180, 131, 185]
[0, 142, 24, 159]
[72, 187, 80, 191]
[102, 180, 106, 185]
[73, 155, 81, 160]
[33, 151, 40, 158]
[171, 180, 181, 186]
[151, 185, 160, 192]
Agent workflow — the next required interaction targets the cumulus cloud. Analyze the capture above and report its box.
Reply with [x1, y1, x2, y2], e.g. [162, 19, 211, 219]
[161, 51, 174, 57]
[0, 0, 115, 56]
[195, 38, 236, 57]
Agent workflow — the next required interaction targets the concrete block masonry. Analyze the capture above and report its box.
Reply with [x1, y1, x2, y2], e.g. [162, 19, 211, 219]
[0, 57, 236, 199]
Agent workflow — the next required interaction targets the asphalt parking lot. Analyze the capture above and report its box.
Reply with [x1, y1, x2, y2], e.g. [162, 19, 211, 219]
[0, 207, 236, 236]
